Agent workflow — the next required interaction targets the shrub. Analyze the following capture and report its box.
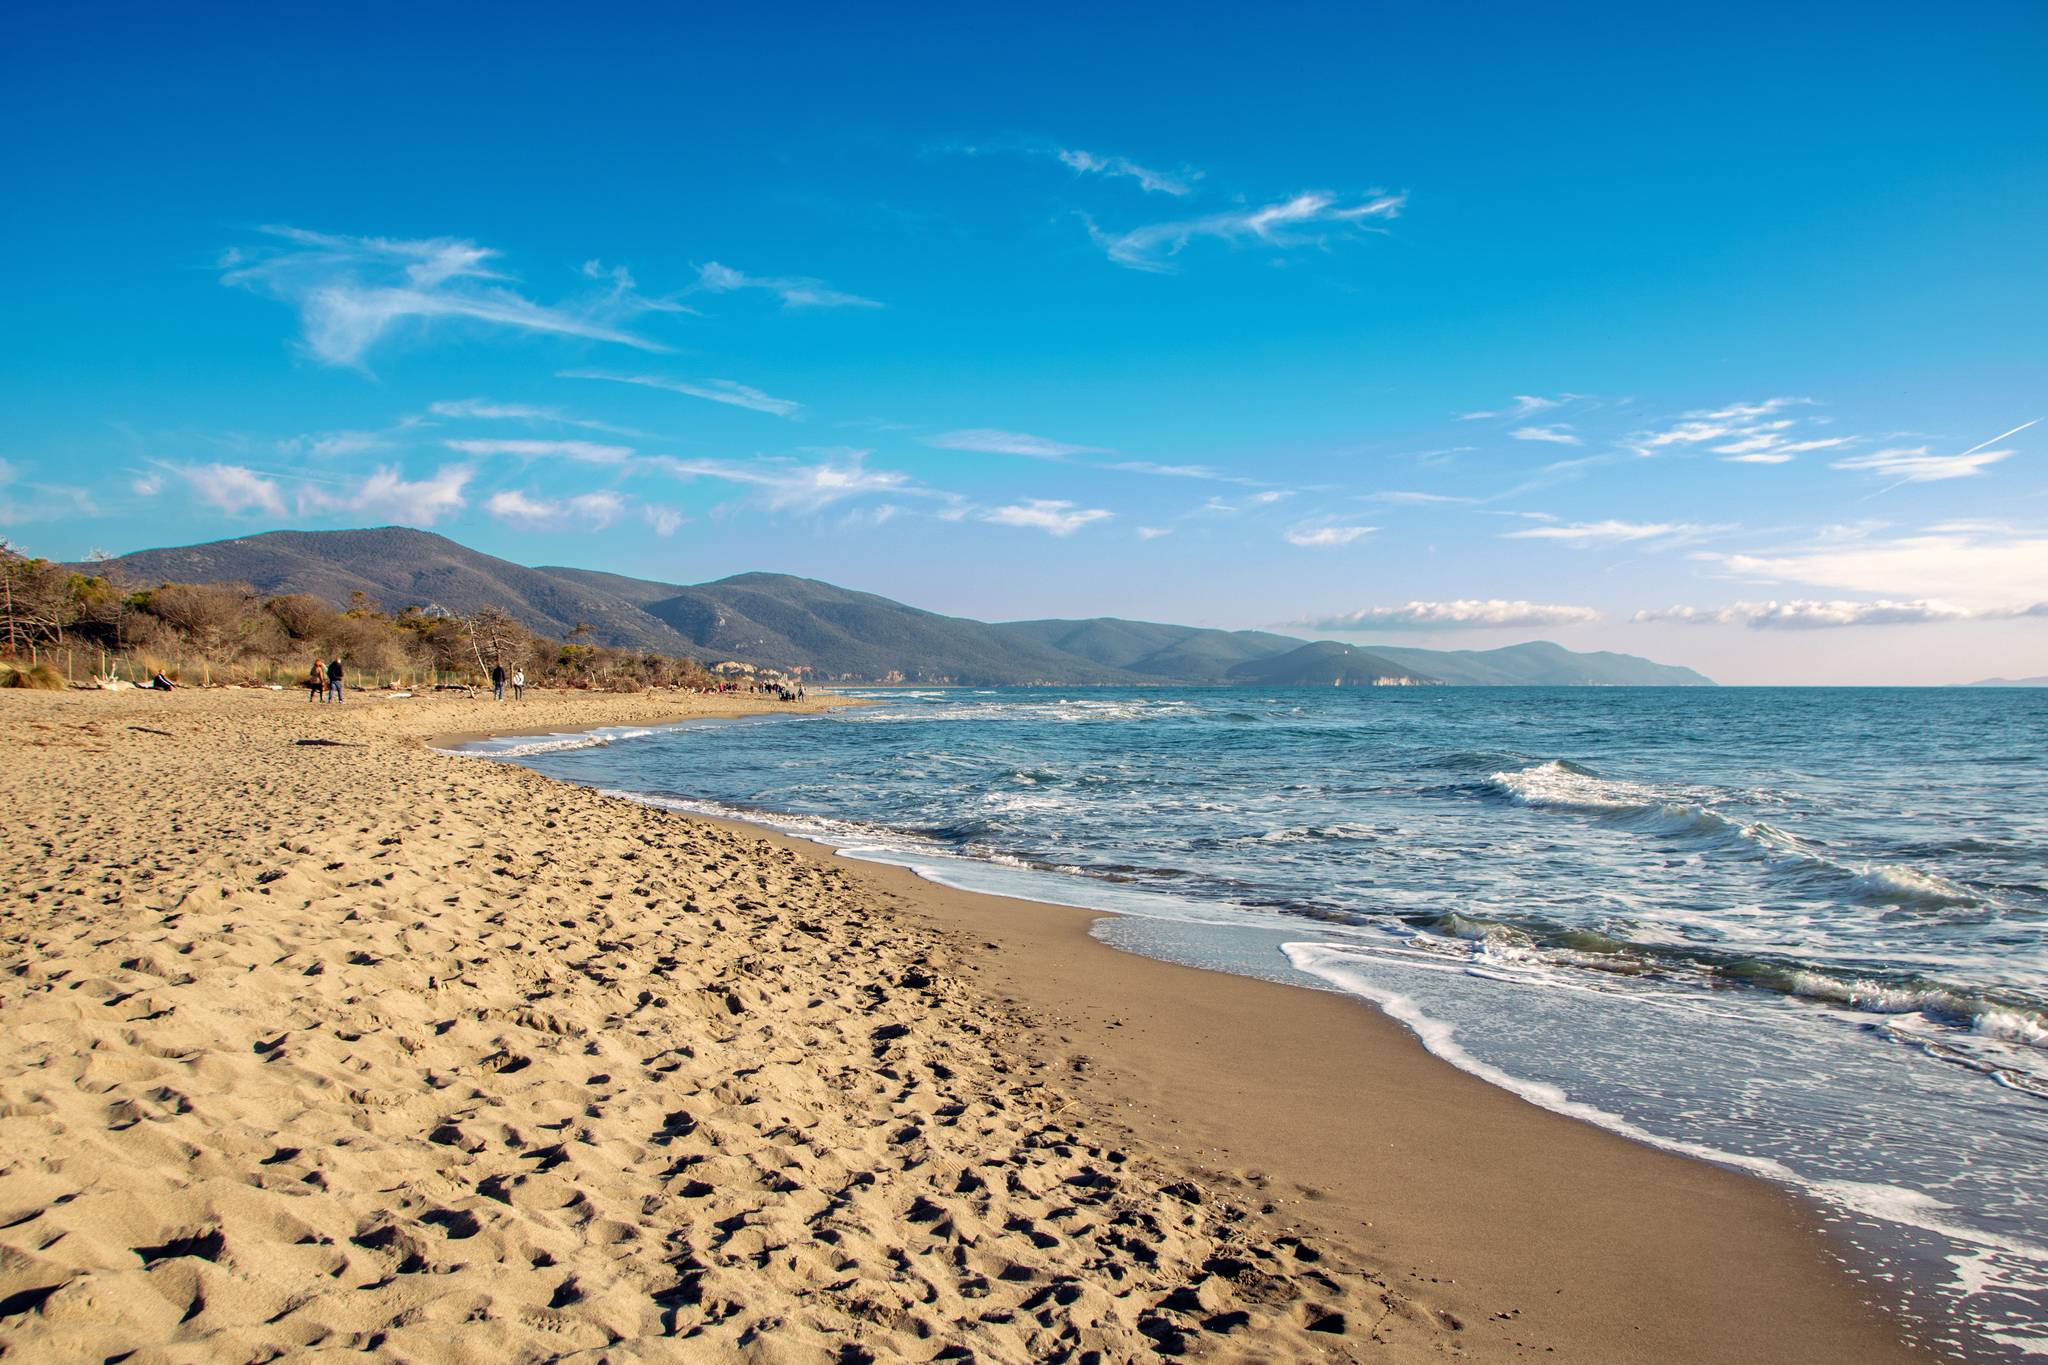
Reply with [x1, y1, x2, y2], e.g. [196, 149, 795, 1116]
[0, 660, 65, 690]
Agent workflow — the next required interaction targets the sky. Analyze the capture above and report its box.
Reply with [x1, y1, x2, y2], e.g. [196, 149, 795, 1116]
[2, 2, 2043, 684]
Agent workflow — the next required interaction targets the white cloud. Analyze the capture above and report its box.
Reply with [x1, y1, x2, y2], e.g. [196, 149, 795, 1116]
[1831, 447, 2014, 482]
[1137, 526, 1173, 540]
[431, 398, 556, 420]
[1505, 519, 1716, 547]
[429, 397, 638, 436]
[566, 491, 623, 527]
[576, 259, 695, 316]
[1107, 459, 1240, 481]
[130, 472, 164, 497]
[1510, 424, 1582, 446]
[181, 463, 287, 517]
[278, 428, 393, 459]
[838, 503, 902, 530]
[1056, 148, 1197, 196]
[0, 468, 99, 526]
[644, 505, 685, 536]
[483, 488, 622, 529]
[1460, 395, 1562, 421]
[921, 430, 1261, 484]
[1285, 523, 1376, 547]
[1308, 600, 1600, 630]
[1830, 421, 2034, 484]
[1635, 599, 2048, 629]
[695, 261, 881, 309]
[443, 438, 636, 465]
[925, 428, 1104, 459]
[1703, 526, 2048, 609]
[982, 499, 1113, 536]
[302, 464, 471, 527]
[1366, 490, 1473, 505]
[655, 451, 912, 513]
[221, 225, 667, 367]
[1090, 191, 1405, 272]
[561, 369, 801, 418]
[1624, 396, 1858, 465]
[483, 489, 556, 523]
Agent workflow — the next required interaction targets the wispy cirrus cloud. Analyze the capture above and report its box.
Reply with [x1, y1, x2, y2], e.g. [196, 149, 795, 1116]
[1108, 459, 1253, 483]
[1831, 420, 2035, 484]
[1635, 598, 2048, 629]
[1365, 490, 1474, 506]
[654, 450, 914, 514]
[1505, 519, 1723, 548]
[926, 428, 1265, 486]
[1627, 397, 1852, 465]
[1090, 191, 1405, 272]
[220, 226, 671, 368]
[1459, 395, 1565, 421]
[1304, 599, 1601, 630]
[981, 499, 1113, 536]
[428, 397, 640, 436]
[695, 261, 881, 309]
[1057, 148, 1197, 196]
[924, 428, 1105, 459]
[276, 427, 403, 460]
[1198, 490, 1295, 516]
[443, 438, 637, 465]
[946, 138, 1198, 196]
[1510, 424, 1582, 446]
[0, 460, 100, 526]
[1284, 521, 1376, 547]
[562, 369, 802, 418]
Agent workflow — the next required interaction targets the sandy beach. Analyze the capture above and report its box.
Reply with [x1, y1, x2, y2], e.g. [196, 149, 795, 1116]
[0, 688, 1922, 1362]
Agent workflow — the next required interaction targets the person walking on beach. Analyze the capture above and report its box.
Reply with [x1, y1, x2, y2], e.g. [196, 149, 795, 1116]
[511, 667, 525, 701]
[491, 662, 506, 701]
[326, 657, 344, 703]
[308, 659, 326, 702]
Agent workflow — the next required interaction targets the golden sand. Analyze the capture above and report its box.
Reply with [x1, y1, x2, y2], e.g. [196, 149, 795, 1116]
[0, 688, 1919, 1361]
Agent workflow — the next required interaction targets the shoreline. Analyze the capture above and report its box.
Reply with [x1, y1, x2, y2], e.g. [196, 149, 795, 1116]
[455, 706, 1932, 1362]
[0, 687, 1926, 1361]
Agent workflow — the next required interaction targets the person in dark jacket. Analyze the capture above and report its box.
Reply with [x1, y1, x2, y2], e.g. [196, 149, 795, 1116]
[326, 657, 344, 703]
[491, 663, 506, 701]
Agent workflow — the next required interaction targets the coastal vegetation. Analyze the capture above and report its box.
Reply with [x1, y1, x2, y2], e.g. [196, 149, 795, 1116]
[0, 539, 713, 690]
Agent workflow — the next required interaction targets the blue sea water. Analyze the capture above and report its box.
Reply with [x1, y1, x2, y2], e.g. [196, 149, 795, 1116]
[466, 686, 2048, 1360]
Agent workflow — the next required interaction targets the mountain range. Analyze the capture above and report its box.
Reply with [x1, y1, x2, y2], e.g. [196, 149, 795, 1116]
[88, 528, 1714, 687]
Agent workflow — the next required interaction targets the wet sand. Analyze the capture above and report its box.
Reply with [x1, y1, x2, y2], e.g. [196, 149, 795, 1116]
[0, 687, 1923, 1361]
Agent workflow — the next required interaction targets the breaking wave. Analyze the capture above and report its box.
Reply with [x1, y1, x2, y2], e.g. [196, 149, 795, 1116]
[1487, 760, 1985, 911]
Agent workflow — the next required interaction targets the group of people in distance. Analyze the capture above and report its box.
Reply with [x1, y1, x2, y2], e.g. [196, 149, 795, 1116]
[490, 663, 525, 701]
[295, 659, 812, 702]
[305, 658, 344, 702]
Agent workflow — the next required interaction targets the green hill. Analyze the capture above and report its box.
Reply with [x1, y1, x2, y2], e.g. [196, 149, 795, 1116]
[1367, 640, 1713, 686]
[1225, 641, 1437, 686]
[88, 528, 1713, 687]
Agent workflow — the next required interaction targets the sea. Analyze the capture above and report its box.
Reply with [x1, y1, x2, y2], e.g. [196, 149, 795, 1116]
[461, 685, 2048, 1360]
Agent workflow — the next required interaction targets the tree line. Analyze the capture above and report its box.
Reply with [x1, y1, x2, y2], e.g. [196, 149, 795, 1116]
[0, 541, 715, 691]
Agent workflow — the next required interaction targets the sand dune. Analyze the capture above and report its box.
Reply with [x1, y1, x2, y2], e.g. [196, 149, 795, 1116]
[0, 689, 1451, 1361]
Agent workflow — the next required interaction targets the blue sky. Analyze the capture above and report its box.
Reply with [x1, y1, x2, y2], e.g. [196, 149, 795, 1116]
[3, 2, 2043, 683]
